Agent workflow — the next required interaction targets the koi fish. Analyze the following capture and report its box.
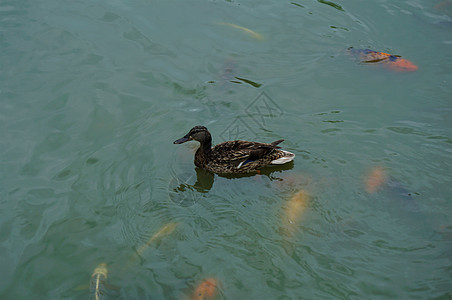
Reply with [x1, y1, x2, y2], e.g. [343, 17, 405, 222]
[217, 22, 264, 40]
[90, 263, 108, 300]
[136, 222, 178, 256]
[365, 166, 388, 193]
[192, 278, 219, 300]
[365, 166, 421, 212]
[348, 48, 418, 72]
[283, 189, 309, 230]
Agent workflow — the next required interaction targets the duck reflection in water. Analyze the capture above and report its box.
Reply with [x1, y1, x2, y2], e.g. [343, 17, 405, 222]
[172, 167, 215, 194]
[171, 162, 295, 198]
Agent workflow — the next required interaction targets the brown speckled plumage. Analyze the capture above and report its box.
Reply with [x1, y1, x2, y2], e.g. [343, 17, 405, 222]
[174, 126, 295, 174]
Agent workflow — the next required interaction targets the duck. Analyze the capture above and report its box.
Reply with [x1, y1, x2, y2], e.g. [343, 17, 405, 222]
[173, 126, 295, 174]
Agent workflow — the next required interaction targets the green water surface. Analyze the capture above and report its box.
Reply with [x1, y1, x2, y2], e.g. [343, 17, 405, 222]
[1, 0, 451, 299]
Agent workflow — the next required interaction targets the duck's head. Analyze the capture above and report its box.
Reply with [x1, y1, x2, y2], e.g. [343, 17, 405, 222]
[174, 126, 211, 144]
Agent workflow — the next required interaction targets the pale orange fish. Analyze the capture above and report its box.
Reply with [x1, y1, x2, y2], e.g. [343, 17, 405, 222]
[136, 222, 178, 256]
[284, 189, 309, 228]
[192, 278, 219, 300]
[365, 166, 388, 193]
[217, 22, 264, 40]
[128, 222, 178, 266]
[90, 263, 108, 300]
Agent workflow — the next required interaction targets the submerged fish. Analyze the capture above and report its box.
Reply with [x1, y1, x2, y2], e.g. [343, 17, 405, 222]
[136, 222, 178, 256]
[364, 166, 420, 212]
[365, 166, 388, 193]
[90, 263, 108, 300]
[348, 47, 418, 72]
[217, 22, 264, 40]
[283, 189, 309, 232]
[192, 277, 219, 300]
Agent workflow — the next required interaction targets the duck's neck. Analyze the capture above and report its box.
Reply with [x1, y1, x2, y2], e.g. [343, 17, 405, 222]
[194, 137, 212, 167]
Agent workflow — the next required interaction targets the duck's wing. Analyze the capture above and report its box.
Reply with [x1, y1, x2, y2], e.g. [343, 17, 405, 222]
[212, 140, 284, 168]
[214, 139, 283, 151]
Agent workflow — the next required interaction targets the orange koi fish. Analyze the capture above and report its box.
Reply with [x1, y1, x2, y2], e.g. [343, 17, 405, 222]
[365, 166, 388, 193]
[348, 47, 418, 72]
[192, 278, 219, 300]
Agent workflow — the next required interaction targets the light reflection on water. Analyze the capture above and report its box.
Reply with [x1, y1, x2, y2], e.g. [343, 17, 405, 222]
[1, 0, 451, 298]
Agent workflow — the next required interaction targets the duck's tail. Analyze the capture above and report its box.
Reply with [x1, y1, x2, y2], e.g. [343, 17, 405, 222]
[271, 139, 284, 148]
[271, 150, 295, 165]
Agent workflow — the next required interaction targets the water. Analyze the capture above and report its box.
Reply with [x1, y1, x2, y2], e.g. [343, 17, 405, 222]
[1, 0, 451, 298]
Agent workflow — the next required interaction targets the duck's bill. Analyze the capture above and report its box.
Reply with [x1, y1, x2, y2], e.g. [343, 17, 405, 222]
[173, 136, 190, 144]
